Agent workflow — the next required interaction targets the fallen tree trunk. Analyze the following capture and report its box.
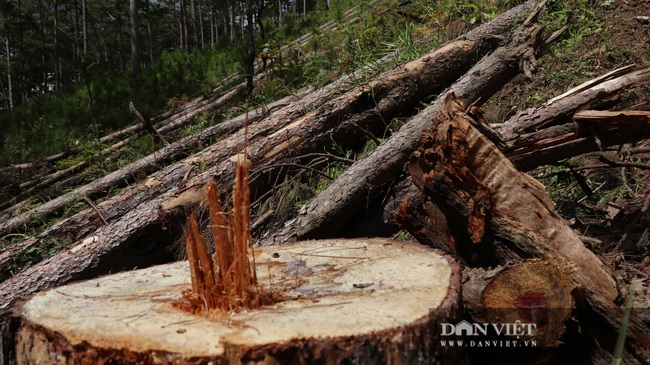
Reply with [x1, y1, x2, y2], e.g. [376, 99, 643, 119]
[258, 0, 546, 246]
[506, 108, 650, 171]
[0, 94, 271, 235]
[403, 93, 650, 361]
[383, 67, 650, 254]
[0, 0, 537, 320]
[0, 89, 308, 276]
[4, 80, 252, 210]
[496, 65, 641, 138]
[403, 94, 617, 297]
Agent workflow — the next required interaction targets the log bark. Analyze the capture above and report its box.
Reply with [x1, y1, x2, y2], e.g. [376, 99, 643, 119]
[404, 93, 650, 361]
[0, 0, 537, 316]
[12, 239, 462, 365]
[259, 0, 544, 246]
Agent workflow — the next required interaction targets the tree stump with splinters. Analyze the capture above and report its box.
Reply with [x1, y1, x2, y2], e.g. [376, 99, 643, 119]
[13, 168, 462, 364]
[13, 238, 461, 364]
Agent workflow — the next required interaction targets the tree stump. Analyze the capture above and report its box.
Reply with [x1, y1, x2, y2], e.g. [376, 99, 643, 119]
[13, 238, 461, 365]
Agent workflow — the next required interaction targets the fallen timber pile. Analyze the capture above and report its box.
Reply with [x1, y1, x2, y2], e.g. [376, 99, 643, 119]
[3, 0, 650, 363]
[0, 0, 538, 314]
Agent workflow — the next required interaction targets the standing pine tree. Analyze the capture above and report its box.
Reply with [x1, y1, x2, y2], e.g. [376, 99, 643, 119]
[245, 0, 255, 93]
[130, 0, 141, 89]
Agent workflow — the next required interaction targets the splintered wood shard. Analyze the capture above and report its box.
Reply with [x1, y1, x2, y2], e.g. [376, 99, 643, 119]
[180, 164, 260, 315]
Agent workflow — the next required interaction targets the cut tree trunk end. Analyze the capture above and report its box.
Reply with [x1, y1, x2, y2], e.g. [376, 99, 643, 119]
[464, 259, 576, 347]
[13, 238, 461, 365]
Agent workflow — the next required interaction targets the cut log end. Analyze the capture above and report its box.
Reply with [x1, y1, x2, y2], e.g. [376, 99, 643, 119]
[480, 259, 576, 347]
[14, 238, 461, 364]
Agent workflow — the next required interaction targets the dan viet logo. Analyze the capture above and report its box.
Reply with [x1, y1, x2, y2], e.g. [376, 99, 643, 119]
[439, 320, 538, 348]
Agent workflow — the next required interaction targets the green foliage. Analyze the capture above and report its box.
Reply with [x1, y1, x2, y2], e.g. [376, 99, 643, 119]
[419, 0, 505, 26]
[394, 230, 413, 241]
[0, 45, 240, 166]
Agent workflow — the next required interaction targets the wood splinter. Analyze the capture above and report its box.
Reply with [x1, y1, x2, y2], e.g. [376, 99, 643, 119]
[177, 161, 262, 315]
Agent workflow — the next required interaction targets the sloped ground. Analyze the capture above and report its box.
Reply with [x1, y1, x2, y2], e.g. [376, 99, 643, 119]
[1, 1, 650, 362]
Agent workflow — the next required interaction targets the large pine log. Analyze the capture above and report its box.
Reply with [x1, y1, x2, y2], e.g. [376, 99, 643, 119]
[259, 1, 546, 246]
[0, 1, 537, 321]
[0, 89, 311, 277]
[404, 94, 650, 361]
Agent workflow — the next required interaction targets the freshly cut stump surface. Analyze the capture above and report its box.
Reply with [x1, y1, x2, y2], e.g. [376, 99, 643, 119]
[14, 238, 461, 364]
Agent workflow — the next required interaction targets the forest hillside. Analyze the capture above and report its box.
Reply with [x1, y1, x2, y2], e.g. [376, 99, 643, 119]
[1, 0, 650, 363]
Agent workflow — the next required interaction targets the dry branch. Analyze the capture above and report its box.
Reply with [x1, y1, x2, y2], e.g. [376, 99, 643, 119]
[130, 102, 169, 146]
